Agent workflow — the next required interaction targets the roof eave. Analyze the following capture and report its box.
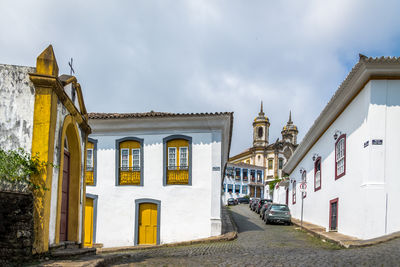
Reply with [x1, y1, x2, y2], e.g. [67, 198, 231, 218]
[283, 58, 400, 174]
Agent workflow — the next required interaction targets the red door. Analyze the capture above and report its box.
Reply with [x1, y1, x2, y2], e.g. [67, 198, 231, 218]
[60, 150, 70, 241]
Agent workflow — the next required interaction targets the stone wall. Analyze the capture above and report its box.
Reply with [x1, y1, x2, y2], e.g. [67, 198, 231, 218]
[0, 191, 34, 265]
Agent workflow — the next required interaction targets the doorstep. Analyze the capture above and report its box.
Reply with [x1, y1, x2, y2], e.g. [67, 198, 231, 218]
[291, 218, 400, 248]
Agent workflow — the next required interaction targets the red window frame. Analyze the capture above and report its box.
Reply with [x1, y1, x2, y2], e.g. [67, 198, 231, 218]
[292, 181, 296, 204]
[302, 171, 307, 198]
[335, 134, 346, 180]
[329, 198, 339, 231]
[314, 157, 321, 192]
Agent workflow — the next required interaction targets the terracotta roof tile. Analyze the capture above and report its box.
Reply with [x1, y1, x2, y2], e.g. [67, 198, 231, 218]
[88, 111, 233, 120]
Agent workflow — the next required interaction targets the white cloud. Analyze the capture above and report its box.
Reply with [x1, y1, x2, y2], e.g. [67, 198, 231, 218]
[1, 0, 400, 155]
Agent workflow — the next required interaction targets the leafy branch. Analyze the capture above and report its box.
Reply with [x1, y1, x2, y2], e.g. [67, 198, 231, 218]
[0, 148, 49, 191]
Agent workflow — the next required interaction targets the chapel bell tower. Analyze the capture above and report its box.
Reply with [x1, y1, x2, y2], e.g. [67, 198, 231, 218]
[253, 101, 270, 147]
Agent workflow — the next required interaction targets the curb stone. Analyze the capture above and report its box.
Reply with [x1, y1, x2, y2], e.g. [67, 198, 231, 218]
[291, 218, 400, 248]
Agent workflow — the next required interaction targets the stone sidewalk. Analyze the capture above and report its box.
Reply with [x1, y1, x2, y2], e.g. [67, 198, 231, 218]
[291, 217, 400, 248]
[32, 206, 237, 266]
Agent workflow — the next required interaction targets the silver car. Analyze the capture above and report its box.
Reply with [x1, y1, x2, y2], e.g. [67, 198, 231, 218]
[264, 204, 291, 225]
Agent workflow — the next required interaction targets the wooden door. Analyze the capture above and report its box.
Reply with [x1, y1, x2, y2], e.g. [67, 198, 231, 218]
[84, 197, 94, 247]
[250, 186, 255, 197]
[330, 198, 338, 231]
[60, 150, 70, 241]
[138, 203, 157, 245]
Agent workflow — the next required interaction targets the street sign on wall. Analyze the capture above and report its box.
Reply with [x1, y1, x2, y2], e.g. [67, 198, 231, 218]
[299, 182, 307, 193]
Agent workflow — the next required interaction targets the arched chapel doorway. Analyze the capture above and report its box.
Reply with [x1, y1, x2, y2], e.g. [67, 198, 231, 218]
[56, 115, 82, 243]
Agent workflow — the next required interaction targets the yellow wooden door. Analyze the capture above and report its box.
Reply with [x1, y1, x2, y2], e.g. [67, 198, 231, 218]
[138, 203, 157, 245]
[84, 197, 94, 247]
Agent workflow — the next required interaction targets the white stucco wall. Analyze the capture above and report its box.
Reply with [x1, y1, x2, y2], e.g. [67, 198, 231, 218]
[0, 64, 36, 152]
[86, 129, 223, 248]
[288, 80, 400, 240]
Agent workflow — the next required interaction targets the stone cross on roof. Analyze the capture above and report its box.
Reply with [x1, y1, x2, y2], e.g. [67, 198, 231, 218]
[68, 58, 75, 76]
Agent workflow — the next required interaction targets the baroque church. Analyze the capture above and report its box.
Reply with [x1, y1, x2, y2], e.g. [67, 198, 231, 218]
[228, 103, 298, 198]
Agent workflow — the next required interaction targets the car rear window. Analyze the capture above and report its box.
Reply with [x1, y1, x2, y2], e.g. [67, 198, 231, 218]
[270, 205, 289, 211]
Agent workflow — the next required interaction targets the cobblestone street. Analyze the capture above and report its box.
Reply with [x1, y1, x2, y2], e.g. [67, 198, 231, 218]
[109, 204, 400, 266]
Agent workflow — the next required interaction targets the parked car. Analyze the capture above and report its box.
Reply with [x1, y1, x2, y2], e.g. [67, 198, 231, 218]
[227, 198, 236, 206]
[234, 198, 238, 205]
[259, 200, 273, 218]
[249, 198, 254, 208]
[251, 198, 260, 211]
[264, 204, 291, 225]
[256, 199, 272, 214]
[237, 197, 249, 204]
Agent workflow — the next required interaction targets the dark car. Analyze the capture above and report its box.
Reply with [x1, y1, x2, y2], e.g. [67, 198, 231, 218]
[249, 198, 254, 208]
[259, 200, 273, 218]
[227, 198, 236, 206]
[251, 198, 260, 211]
[256, 199, 271, 214]
[237, 197, 249, 204]
[264, 204, 291, 225]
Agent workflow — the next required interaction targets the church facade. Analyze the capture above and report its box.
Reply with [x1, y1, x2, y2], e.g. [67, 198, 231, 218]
[0, 45, 91, 254]
[228, 104, 298, 199]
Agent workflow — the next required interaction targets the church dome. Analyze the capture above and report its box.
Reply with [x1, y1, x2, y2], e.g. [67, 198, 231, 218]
[282, 111, 298, 133]
[253, 101, 269, 123]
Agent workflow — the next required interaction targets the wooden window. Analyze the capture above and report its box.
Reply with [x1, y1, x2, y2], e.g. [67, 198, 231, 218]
[86, 149, 93, 171]
[168, 147, 177, 169]
[165, 138, 191, 185]
[121, 149, 129, 170]
[335, 135, 346, 179]
[278, 158, 283, 169]
[242, 169, 248, 181]
[235, 168, 241, 179]
[314, 157, 321, 191]
[179, 147, 188, 169]
[292, 181, 296, 204]
[226, 167, 234, 178]
[268, 159, 273, 169]
[118, 139, 142, 185]
[257, 170, 262, 182]
[228, 184, 233, 192]
[235, 184, 240, 193]
[302, 171, 307, 198]
[242, 185, 247, 194]
[85, 139, 97, 186]
[250, 170, 255, 181]
[132, 149, 140, 170]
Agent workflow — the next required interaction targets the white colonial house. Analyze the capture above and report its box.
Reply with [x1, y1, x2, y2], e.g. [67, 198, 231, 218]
[222, 162, 265, 204]
[284, 55, 400, 240]
[84, 111, 233, 248]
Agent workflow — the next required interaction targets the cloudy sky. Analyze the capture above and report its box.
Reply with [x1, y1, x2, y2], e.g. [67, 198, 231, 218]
[1, 0, 400, 155]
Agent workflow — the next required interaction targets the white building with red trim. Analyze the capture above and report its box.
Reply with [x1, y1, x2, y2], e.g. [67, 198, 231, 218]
[284, 55, 400, 240]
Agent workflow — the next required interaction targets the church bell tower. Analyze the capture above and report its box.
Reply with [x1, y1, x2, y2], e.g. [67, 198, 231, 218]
[253, 101, 270, 147]
[281, 111, 298, 145]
